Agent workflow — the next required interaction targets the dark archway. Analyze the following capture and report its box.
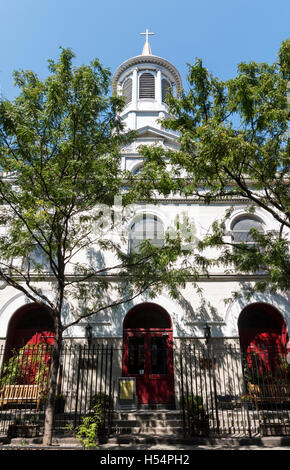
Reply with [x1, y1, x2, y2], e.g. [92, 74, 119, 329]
[123, 303, 175, 406]
[238, 302, 288, 378]
[5, 303, 55, 358]
[123, 302, 172, 330]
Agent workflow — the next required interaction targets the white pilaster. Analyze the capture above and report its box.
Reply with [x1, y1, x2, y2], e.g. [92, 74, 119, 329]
[156, 69, 162, 106]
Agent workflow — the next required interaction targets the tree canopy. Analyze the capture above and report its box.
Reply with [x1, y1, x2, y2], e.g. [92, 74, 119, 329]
[0, 48, 196, 444]
[137, 39, 290, 296]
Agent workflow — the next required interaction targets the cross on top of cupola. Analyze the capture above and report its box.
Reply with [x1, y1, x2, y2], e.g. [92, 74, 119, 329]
[140, 28, 154, 56]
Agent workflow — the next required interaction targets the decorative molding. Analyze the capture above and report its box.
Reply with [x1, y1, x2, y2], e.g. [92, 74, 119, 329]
[185, 321, 226, 326]
[112, 55, 182, 92]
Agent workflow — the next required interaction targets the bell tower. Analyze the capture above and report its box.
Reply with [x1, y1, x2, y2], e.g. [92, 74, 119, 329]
[112, 30, 182, 132]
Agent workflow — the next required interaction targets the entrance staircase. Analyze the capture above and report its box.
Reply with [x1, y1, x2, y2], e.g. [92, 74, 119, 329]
[106, 408, 185, 446]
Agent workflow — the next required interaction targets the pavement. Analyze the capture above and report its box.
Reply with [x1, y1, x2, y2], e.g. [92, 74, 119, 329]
[1, 435, 290, 451]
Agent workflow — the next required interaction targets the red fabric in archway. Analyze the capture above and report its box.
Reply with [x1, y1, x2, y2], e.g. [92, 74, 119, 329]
[239, 303, 289, 380]
[246, 331, 284, 375]
[20, 332, 55, 385]
[26, 331, 55, 346]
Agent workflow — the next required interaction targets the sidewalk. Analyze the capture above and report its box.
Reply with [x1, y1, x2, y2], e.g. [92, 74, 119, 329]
[1, 435, 290, 451]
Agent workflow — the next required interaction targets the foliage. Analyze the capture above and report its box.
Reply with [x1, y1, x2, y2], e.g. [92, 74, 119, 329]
[138, 39, 290, 296]
[0, 46, 197, 339]
[0, 342, 51, 388]
[274, 354, 289, 379]
[67, 404, 103, 450]
[181, 394, 208, 419]
[0, 47, 137, 317]
[0, 48, 195, 444]
[89, 392, 111, 411]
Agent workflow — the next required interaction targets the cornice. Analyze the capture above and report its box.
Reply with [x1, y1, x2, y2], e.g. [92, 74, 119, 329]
[112, 55, 182, 92]
[6, 272, 270, 283]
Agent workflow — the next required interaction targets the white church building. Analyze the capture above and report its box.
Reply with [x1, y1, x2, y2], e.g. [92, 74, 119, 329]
[0, 33, 289, 413]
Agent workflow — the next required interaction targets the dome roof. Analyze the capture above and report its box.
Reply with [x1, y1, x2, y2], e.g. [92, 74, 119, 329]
[112, 31, 182, 92]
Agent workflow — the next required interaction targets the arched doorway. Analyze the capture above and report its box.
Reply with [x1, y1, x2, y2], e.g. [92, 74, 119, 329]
[238, 303, 288, 378]
[122, 303, 175, 406]
[3, 304, 55, 386]
[5, 303, 55, 358]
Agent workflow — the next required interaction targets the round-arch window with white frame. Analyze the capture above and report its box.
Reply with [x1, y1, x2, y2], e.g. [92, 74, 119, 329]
[129, 214, 164, 253]
[231, 215, 265, 247]
[131, 163, 144, 175]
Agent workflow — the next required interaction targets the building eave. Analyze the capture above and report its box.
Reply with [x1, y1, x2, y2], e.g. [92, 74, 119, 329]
[112, 55, 182, 92]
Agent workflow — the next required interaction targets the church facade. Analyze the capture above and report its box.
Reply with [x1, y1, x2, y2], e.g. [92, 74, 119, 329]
[0, 35, 289, 411]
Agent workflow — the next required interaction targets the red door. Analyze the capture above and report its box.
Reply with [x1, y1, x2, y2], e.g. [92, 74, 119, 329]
[122, 328, 175, 405]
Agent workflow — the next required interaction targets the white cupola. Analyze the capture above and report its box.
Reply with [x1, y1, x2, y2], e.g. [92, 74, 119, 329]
[112, 29, 182, 132]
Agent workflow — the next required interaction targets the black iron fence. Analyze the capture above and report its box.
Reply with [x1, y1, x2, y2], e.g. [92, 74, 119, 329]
[0, 342, 289, 439]
[0, 344, 115, 438]
[180, 344, 290, 437]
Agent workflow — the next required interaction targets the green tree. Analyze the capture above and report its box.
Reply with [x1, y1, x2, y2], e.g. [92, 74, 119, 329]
[137, 39, 290, 297]
[0, 49, 194, 445]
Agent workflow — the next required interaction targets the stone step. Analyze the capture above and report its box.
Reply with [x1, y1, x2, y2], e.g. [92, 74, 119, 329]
[102, 434, 290, 448]
[112, 411, 182, 420]
[4, 436, 83, 447]
[111, 423, 183, 435]
[107, 434, 188, 445]
[110, 409, 183, 437]
[112, 428, 183, 440]
[112, 419, 183, 427]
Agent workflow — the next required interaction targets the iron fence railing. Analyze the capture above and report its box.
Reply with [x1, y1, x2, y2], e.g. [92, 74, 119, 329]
[0, 344, 115, 438]
[0, 342, 289, 439]
[179, 344, 290, 437]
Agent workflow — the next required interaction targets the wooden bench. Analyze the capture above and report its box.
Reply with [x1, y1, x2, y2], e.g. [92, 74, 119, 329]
[248, 383, 290, 409]
[0, 384, 47, 410]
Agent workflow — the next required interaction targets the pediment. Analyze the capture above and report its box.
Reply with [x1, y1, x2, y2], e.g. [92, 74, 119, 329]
[121, 126, 180, 154]
[135, 125, 179, 144]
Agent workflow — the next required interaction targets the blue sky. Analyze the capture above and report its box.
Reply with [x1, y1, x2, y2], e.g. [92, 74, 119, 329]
[0, 0, 289, 99]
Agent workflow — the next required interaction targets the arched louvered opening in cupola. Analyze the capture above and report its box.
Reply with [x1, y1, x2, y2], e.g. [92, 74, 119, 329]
[162, 78, 171, 103]
[139, 72, 155, 99]
[122, 78, 132, 105]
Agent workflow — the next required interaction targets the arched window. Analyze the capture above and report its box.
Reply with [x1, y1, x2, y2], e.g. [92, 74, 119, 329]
[139, 72, 155, 99]
[129, 214, 164, 253]
[122, 78, 132, 105]
[22, 244, 52, 272]
[162, 78, 171, 103]
[132, 163, 143, 175]
[231, 216, 264, 247]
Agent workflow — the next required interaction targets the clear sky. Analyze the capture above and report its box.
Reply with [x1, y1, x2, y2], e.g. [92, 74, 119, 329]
[0, 0, 289, 99]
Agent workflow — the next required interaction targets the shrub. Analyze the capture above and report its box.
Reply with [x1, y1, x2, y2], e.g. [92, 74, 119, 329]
[181, 394, 207, 419]
[68, 404, 102, 450]
[89, 392, 111, 411]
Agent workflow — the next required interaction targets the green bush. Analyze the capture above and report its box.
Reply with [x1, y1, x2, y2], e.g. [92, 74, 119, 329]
[67, 404, 102, 450]
[89, 392, 111, 411]
[181, 394, 207, 419]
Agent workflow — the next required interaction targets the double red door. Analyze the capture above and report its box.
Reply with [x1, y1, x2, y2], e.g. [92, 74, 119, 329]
[122, 329, 175, 405]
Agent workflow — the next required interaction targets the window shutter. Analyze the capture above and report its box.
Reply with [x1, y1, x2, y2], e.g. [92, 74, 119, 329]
[139, 73, 155, 99]
[162, 78, 171, 103]
[123, 78, 132, 104]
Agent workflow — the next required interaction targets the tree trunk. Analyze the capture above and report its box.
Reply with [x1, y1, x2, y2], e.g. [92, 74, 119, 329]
[42, 321, 62, 446]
